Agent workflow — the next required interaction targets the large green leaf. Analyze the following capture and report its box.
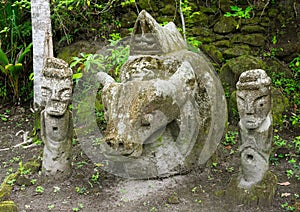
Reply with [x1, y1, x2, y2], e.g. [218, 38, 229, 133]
[0, 48, 9, 66]
[17, 43, 32, 64]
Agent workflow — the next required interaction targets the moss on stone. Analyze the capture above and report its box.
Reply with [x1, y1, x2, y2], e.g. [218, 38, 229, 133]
[214, 16, 237, 34]
[232, 33, 265, 47]
[219, 55, 266, 92]
[223, 45, 250, 59]
[241, 25, 266, 33]
[214, 40, 231, 48]
[226, 171, 277, 207]
[24, 160, 41, 174]
[200, 45, 223, 64]
[186, 12, 208, 27]
[0, 201, 18, 212]
[272, 87, 290, 126]
[0, 184, 12, 202]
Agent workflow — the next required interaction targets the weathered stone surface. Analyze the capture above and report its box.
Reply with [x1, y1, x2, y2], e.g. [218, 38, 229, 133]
[226, 171, 277, 207]
[232, 33, 265, 47]
[226, 69, 276, 207]
[130, 11, 186, 55]
[236, 69, 273, 188]
[214, 40, 231, 48]
[223, 45, 250, 59]
[219, 55, 266, 92]
[41, 57, 73, 181]
[201, 45, 223, 64]
[214, 16, 237, 34]
[0, 201, 18, 212]
[74, 10, 227, 179]
[241, 25, 266, 33]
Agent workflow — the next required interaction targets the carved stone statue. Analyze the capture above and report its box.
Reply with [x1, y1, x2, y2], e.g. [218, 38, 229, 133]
[226, 69, 277, 207]
[41, 57, 73, 180]
[73, 10, 227, 179]
[236, 69, 272, 188]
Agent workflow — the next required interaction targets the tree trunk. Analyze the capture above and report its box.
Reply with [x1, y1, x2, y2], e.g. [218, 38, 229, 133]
[31, 0, 53, 109]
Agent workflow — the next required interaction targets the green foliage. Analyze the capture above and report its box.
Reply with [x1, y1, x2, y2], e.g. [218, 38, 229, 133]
[50, 0, 121, 45]
[0, 44, 32, 101]
[70, 33, 129, 81]
[18, 161, 31, 176]
[222, 131, 238, 146]
[224, 6, 252, 29]
[0, 0, 32, 103]
[271, 54, 300, 127]
[35, 186, 44, 193]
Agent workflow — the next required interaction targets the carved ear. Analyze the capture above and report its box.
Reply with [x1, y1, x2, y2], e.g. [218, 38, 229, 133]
[97, 72, 115, 87]
[169, 61, 196, 89]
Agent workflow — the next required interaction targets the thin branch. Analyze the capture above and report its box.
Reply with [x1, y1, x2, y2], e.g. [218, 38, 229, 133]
[179, 0, 187, 43]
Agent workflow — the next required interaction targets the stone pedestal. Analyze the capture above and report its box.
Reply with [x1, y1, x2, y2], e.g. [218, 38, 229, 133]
[226, 171, 277, 207]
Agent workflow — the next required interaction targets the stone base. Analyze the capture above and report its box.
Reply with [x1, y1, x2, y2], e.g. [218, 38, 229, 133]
[225, 171, 277, 207]
[0, 201, 18, 212]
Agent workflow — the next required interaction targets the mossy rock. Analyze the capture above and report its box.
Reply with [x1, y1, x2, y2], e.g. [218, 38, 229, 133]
[226, 171, 277, 207]
[259, 17, 271, 27]
[272, 88, 289, 126]
[24, 160, 41, 173]
[0, 184, 12, 202]
[219, 55, 266, 92]
[186, 11, 208, 27]
[200, 44, 223, 64]
[214, 16, 237, 34]
[219, 0, 234, 13]
[241, 25, 266, 33]
[0, 201, 18, 212]
[3, 173, 19, 186]
[223, 45, 250, 59]
[214, 40, 231, 48]
[232, 33, 265, 47]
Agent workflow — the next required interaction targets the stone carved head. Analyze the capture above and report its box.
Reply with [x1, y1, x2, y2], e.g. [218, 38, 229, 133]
[236, 69, 271, 129]
[41, 58, 73, 116]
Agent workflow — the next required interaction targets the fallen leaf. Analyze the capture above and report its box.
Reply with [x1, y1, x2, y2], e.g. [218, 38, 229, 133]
[281, 193, 291, 197]
[277, 182, 291, 186]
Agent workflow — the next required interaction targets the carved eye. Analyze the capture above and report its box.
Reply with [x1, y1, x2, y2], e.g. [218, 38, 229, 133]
[41, 87, 51, 97]
[60, 89, 72, 99]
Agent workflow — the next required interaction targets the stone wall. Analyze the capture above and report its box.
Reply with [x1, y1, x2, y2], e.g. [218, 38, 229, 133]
[119, 0, 299, 125]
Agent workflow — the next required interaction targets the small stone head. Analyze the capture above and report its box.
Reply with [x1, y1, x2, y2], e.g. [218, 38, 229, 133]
[236, 69, 271, 129]
[41, 58, 73, 116]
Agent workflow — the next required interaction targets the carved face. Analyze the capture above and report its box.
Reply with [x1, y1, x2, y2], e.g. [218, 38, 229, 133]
[237, 88, 271, 129]
[42, 77, 72, 116]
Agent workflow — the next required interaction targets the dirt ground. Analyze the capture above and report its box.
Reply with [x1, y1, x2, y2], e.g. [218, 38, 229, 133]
[0, 105, 299, 212]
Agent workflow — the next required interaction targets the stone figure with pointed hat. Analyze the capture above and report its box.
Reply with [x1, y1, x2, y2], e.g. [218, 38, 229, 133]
[72, 10, 227, 179]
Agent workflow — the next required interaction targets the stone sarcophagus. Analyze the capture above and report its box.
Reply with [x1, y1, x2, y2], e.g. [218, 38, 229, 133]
[73, 10, 227, 179]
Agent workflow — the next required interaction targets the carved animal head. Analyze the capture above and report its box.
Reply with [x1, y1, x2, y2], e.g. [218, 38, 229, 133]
[97, 61, 197, 157]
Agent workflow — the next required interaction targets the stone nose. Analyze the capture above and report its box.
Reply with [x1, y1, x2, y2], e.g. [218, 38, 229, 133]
[50, 89, 60, 101]
[245, 99, 254, 115]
